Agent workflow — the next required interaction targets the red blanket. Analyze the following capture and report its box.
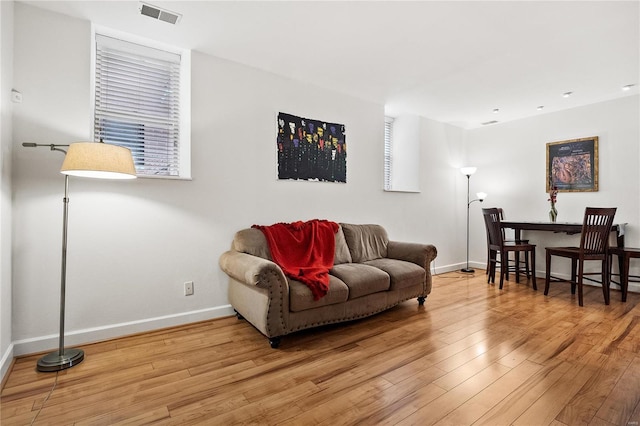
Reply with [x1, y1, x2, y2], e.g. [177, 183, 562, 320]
[252, 219, 339, 300]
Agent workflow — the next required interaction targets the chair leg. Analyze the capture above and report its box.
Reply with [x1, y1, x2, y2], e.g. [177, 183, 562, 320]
[622, 254, 630, 302]
[544, 251, 551, 295]
[570, 259, 577, 295]
[504, 252, 510, 281]
[602, 258, 610, 305]
[499, 259, 505, 289]
[577, 261, 584, 307]
[487, 250, 496, 284]
[530, 249, 537, 291]
[486, 248, 491, 276]
[492, 251, 498, 284]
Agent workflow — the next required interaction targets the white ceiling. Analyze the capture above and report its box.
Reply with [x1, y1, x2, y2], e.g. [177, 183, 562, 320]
[21, 0, 640, 129]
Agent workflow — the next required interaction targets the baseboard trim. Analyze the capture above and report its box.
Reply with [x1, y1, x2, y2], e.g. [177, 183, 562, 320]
[11, 305, 235, 357]
[432, 261, 485, 275]
[1, 343, 15, 386]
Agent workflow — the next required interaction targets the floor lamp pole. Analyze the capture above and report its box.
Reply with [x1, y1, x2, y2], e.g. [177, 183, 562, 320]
[462, 174, 474, 273]
[37, 150, 84, 372]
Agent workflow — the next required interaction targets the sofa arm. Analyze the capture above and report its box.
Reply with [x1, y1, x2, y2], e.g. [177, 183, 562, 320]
[219, 251, 290, 339]
[387, 241, 438, 270]
[219, 251, 287, 288]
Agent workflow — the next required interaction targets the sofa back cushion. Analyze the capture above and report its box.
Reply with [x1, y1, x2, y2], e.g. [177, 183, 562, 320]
[232, 228, 273, 260]
[334, 225, 353, 265]
[233, 225, 353, 264]
[340, 223, 389, 262]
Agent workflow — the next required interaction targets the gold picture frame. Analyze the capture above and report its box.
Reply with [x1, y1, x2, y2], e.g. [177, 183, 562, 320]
[546, 136, 599, 192]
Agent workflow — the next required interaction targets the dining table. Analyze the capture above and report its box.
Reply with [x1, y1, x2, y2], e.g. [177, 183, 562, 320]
[501, 221, 627, 280]
[500, 221, 626, 248]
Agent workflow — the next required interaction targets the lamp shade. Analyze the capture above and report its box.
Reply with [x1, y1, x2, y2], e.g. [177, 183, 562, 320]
[60, 142, 136, 180]
[477, 192, 488, 200]
[460, 166, 477, 176]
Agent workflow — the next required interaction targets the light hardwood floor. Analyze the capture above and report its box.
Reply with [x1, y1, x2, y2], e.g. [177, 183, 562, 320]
[2, 271, 640, 425]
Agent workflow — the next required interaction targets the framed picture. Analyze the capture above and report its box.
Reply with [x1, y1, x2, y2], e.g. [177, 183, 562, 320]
[546, 136, 598, 192]
[276, 112, 347, 183]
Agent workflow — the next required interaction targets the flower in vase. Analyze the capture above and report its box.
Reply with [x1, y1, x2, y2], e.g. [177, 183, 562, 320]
[548, 185, 558, 207]
[548, 181, 558, 222]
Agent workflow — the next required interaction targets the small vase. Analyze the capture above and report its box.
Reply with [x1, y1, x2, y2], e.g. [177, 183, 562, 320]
[549, 205, 558, 223]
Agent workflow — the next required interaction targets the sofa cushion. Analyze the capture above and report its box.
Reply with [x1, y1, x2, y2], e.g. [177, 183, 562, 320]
[330, 263, 390, 299]
[334, 225, 353, 265]
[365, 258, 425, 290]
[289, 275, 349, 312]
[340, 223, 389, 262]
[232, 228, 272, 260]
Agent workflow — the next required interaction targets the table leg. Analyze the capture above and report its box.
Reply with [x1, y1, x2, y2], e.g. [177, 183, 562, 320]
[622, 254, 629, 302]
[616, 229, 625, 292]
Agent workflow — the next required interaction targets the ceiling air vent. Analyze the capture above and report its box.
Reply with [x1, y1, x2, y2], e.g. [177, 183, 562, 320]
[481, 120, 499, 126]
[139, 2, 182, 25]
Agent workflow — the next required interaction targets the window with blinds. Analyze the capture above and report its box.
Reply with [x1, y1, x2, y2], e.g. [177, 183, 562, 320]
[384, 117, 394, 190]
[94, 33, 186, 177]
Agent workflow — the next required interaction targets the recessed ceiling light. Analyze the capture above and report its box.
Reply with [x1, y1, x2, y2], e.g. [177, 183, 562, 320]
[537, 106, 544, 111]
[622, 84, 635, 91]
[562, 91, 573, 98]
[492, 108, 500, 114]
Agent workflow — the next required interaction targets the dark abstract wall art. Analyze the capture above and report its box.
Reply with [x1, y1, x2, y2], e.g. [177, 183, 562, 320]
[277, 112, 346, 183]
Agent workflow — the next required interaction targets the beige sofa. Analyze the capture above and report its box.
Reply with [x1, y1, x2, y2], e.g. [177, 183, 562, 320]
[219, 223, 437, 347]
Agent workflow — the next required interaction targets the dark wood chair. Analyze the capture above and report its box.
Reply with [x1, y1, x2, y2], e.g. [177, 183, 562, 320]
[609, 246, 640, 302]
[544, 207, 617, 307]
[485, 208, 530, 278]
[483, 208, 537, 290]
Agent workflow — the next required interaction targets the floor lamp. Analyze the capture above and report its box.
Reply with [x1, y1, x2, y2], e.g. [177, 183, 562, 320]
[23, 142, 136, 372]
[460, 167, 487, 273]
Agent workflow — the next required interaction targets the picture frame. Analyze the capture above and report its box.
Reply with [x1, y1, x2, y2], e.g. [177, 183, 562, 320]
[276, 112, 347, 183]
[546, 136, 598, 192]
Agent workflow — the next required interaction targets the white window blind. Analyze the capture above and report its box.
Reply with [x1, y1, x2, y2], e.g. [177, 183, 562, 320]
[384, 117, 394, 190]
[94, 34, 182, 177]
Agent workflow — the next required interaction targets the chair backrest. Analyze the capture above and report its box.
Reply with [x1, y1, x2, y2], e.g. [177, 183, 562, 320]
[579, 207, 617, 255]
[482, 208, 504, 250]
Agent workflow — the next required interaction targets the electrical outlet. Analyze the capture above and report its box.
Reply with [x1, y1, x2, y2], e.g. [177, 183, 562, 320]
[184, 281, 194, 296]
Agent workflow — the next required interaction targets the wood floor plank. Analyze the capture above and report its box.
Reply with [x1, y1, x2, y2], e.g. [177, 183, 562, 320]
[474, 359, 573, 425]
[434, 359, 543, 425]
[432, 333, 529, 391]
[2, 270, 639, 425]
[395, 362, 512, 425]
[556, 348, 635, 425]
[593, 355, 640, 425]
[513, 350, 610, 425]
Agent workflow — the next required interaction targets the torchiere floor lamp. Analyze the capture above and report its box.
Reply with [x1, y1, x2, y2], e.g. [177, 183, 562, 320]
[23, 141, 136, 372]
[460, 167, 487, 273]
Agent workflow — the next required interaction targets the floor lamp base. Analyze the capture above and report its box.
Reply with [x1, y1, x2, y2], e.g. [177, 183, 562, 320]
[37, 348, 84, 372]
[460, 268, 475, 273]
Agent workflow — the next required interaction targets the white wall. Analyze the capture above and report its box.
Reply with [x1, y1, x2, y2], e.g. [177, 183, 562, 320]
[8, 3, 464, 359]
[465, 95, 640, 289]
[0, 0, 15, 381]
[389, 114, 421, 192]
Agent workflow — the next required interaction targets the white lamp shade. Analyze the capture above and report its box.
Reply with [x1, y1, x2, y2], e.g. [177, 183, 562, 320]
[460, 166, 477, 176]
[477, 192, 488, 200]
[60, 142, 136, 179]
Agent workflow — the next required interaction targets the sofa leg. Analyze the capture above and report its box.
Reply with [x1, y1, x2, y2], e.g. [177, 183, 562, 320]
[234, 310, 244, 320]
[269, 337, 281, 349]
[417, 296, 426, 305]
